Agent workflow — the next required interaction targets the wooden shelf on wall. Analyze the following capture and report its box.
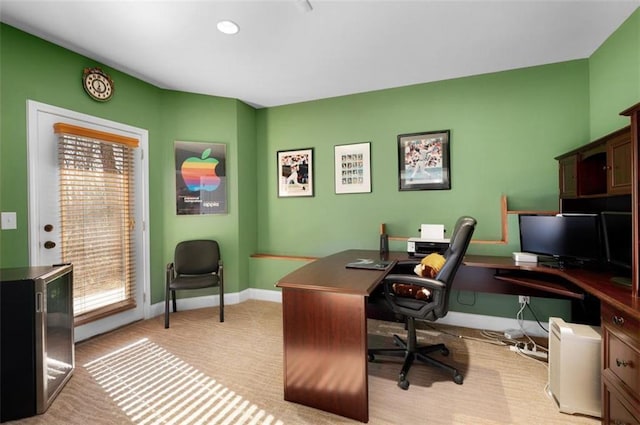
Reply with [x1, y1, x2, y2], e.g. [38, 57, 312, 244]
[251, 195, 557, 260]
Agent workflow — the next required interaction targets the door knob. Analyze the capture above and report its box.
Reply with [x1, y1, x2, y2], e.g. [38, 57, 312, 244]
[44, 241, 56, 249]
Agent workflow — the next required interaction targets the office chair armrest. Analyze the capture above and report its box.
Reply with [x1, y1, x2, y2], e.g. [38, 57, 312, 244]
[166, 262, 175, 278]
[381, 274, 445, 317]
[165, 263, 174, 292]
[383, 274, 446, 292]
[392, 259, 421, 274]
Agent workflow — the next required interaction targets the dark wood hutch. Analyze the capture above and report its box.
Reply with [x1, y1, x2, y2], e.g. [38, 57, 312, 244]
[555, 103, 639, 425]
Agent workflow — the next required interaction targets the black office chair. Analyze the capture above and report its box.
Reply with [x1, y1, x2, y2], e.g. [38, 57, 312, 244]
[164, 239, 224, 328]
[368, 216, 476, 390]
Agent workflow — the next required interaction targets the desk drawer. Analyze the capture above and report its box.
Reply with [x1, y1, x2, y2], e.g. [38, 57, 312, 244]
[602, 304, 640, 342]
[606, 387, 640, 425]
[606, 331, 640, 396]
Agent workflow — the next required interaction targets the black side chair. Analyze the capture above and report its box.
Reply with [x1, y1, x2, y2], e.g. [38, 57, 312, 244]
[164, 239, 224, 329]
[368, 216, 476, 390]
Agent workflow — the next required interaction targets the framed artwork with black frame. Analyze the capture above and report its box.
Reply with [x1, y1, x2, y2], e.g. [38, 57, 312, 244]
[398, 130, 450, 191]
[334, 142, 371, 194]
[277, 148, 314, 197]
[175, 141, 227, 214]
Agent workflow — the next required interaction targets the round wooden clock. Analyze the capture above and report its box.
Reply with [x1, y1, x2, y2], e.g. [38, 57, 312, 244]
[82, 67, 114, 102]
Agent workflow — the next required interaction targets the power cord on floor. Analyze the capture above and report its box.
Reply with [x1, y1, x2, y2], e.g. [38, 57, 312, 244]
[513, 299, 548, 361]
[415, 308, 549, 363]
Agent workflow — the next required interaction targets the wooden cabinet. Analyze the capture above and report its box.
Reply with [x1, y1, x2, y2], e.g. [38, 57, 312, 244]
[601, 303, 640, 425]
[556, 126, 631, 200]
[559, 154, 578, 198]
[608, 131, 632, 195]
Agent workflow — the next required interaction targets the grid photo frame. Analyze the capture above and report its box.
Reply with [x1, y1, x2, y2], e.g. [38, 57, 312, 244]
[334, 142, 371, 194]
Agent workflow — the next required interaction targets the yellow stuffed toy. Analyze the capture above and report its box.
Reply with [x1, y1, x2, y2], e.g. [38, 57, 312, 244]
[392, 253, 446, 300]
[413, 253, 446, 278]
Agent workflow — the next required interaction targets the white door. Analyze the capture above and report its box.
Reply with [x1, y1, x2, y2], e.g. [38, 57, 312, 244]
[27, 100, 150, 342]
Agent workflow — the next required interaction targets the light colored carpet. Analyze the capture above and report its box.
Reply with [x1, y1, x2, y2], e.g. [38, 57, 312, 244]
[7, 300, 599, 425]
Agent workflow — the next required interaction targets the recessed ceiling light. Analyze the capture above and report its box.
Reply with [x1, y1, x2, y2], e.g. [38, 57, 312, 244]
[217, 20, 239, 35]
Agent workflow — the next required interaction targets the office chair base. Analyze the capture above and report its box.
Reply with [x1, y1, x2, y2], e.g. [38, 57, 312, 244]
[368, 332, 463, 389]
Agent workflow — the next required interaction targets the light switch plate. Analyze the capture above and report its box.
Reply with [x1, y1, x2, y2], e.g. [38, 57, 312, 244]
[1, 212, 17, 230]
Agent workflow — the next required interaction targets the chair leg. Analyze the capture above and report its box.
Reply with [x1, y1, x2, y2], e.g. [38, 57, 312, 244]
[164, 286, 171, 329]
[172, 290, 177, 312]
[219, 291, 224, 322]
[398, 351, 414, 390]
[416, 351, 463, 385]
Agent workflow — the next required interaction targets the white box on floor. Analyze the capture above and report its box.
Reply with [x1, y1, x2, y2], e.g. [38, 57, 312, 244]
[547, 317, 602, 418]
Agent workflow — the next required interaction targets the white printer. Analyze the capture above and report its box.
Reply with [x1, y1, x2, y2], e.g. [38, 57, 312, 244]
[407, 237, 450, 257]
[407, 224, 449, 257]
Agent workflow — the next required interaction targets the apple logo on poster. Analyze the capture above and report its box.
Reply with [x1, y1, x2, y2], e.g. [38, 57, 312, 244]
[181, 148, 221, 191]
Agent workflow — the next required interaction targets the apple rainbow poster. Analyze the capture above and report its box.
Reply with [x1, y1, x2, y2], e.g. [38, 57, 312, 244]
[175, 141, 227, 215]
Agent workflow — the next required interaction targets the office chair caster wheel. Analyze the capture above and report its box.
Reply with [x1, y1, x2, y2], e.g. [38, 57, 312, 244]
[453, 373, 463, 385]
[398, 379, 410, 390]
[441, 347, 450, 356]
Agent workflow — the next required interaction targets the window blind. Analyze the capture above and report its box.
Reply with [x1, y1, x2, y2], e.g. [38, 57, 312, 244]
[54, 123, 138, 325]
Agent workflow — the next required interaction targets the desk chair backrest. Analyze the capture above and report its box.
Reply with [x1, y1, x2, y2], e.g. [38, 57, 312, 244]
[174, 240, 221, 276]
[433, 215, 477, 318]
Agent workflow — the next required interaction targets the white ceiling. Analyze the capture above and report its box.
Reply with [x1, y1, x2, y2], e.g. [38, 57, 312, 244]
[1, 1, 638, 108]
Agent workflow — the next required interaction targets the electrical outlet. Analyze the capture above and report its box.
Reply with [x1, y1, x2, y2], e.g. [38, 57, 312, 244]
[518, 295, 530, 305]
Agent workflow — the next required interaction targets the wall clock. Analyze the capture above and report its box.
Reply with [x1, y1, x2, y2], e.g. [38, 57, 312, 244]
[82, 67, 114, 102]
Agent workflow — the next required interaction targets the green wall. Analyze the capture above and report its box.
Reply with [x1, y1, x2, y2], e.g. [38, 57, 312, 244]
[255, 60, 590, 258]
[156, 91, 252, 302]
[252, 60, 591, 320]
[0, 24, 253, 304]
[589, 8, 640, 138]
[1, 8, 639, 321]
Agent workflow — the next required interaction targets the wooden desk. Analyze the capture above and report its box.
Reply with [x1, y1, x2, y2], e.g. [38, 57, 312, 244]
[277, 251, 640, 423]
[462, 255, 640, 319]
[276, 249, 395, 422]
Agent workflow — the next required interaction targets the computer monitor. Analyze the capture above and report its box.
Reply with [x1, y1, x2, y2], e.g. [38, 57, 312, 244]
[518, 214, 601, 268]
[600, 211, 632, 286]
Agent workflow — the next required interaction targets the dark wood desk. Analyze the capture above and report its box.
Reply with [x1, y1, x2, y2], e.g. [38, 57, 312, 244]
[276, 251, 640, 423]
[462, 255, 640, 320]
[276, 249, 393, 423]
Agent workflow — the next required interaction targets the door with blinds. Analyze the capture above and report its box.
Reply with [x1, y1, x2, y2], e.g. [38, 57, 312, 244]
[27, 100, 149, 341]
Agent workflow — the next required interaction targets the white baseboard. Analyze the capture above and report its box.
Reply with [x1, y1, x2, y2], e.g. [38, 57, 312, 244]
[436, 310, 548, 338]
[152, 289, 547, 338]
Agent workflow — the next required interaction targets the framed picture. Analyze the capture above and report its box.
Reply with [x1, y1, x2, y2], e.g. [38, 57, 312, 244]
[334, 142, 371, 194]
[398, 130, 450, 191]
[175, 141, 227, 214]
[277, 148, 314, 197]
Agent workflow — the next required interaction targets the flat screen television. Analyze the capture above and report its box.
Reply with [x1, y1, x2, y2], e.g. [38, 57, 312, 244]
[600, 211, 632, 286]
[518, 214, 601, 268]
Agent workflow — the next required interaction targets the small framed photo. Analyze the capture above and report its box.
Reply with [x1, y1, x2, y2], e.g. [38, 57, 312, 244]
[398, 130, 450, 191]
[277, 148, 314, 197]
[334, 142, 371, 194]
